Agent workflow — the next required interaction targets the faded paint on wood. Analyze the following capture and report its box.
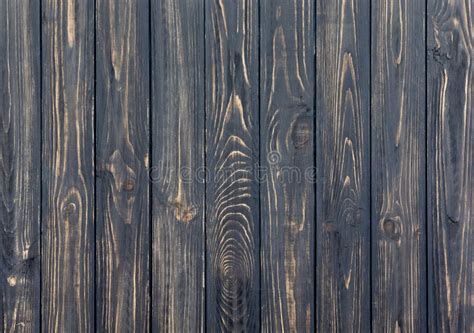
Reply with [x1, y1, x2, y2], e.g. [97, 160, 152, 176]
[205, 0, 260, 330]
[371, 0, 427, 331]
[151, 0, 205, 331]
[96, 0, 150, 331]
[41, 0, 95, 331]
[0, 1, 41, 332]
[316, 0, 371, 331]
[428, 0, 473, 331]
[260, 0, 315, 331]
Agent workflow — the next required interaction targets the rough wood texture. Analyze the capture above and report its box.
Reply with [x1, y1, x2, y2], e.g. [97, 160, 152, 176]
[95, 1, 150, 331]
[260, 0, 315, 331]
[316, 0, 371, 331]
[151, 0, 205, 331]
[427, 0, 473, 331]
[41, 0, 95, 331]
[371, 0, 427, 331]
[0, 1, 41, 332]
[205, 0, 260, 330]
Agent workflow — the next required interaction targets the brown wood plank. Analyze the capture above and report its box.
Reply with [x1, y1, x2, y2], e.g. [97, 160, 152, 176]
[371, 0, 427, 331]
[427, 0, 473, 331]
[95, 1, 150, 331]
[205, 0, 260, 330]
[0, 1, 41, 331]
[151, 0, 205, 331]
[41, 0, 95, 331]
[316, 0, 371, 331]
[260, 0, 315, 331]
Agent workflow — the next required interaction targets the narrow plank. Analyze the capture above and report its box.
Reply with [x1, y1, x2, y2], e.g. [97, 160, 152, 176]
[95, 0, 150, 331]
[41, 0, 95, 331]
[260, 0, 315, 331]
[315, 0, 371, 331]
[371, 0, 427, 331]
[0, 1, 41, 331]
[427, 0, 473, 331]
[205, 0, 260, 330]
[151, 0, 205, 331]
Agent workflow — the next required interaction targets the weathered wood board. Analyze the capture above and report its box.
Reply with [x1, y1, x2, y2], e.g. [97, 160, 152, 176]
[41, 0, 95, 331]
[0, 1, 41, 331]
[371, 0, 427, 331]
[316, 0, 371, 331]
[260, 0, 315, 331]
[95, 1, 150, 331]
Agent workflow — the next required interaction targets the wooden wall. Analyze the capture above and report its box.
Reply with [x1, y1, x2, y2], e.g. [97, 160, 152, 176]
[0, 0, 472, 331]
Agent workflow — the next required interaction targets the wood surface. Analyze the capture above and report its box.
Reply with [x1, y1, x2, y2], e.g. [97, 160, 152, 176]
[151, 0, 205, 331]
[205, 0, 260, 331]
[95, 0, 150, 331]
[260, 0, 315, 331]
[0, 1, 41, 332]
[41, 0, 95, 331]
[316, 0, 371, 331]
[371, 0, 427, 331]
[427, 0, 473, 331]
[0, 1, 472, 331]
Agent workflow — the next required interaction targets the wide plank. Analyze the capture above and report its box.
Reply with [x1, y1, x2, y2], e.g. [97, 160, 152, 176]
[427, 0, 473, 331]
[371, 0, 427, 331]
[0, 1, 41, 332]
[41, 0, 95, 331]
[205, 0, 260, 330]
[151, 0, 205, 331]
[316, 0, 371, 331]
[260, 0, 315, 331]
[95, 0, 150, 331]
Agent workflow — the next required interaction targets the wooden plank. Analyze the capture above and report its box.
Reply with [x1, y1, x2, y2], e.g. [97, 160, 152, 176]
[427, 0, 473, 331]
[0, 1, 41, 331]
[205, 0, 260, 330]
[95, 1, 150, 331]
[150, 0, 205, 331]
[41, 0, 95, 331]
[371, 1, 427, 331]
[260, 0, 315, 331]
[315, 0, 371, 331]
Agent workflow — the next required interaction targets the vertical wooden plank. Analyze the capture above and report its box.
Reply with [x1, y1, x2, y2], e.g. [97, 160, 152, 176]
[316, 0, 371, 331]
[151, 0, 205, 331]
[205, 0, 260, 330]
[427, 0, 473, 331]
[41, 0, 95, 331]
[0, 1, 41, 331]
[371, 0, 427, 331]
[95, 0, 150, 331]
[260, 0, 315, 331]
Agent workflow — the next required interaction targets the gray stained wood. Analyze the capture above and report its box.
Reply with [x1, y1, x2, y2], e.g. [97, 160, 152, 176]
[316, 0, 371, 331]
[0, 1, 41, 332]
[205, 0, 260, 331]
[0, 0, 473, 331]
[151, 0, 205, 332]
[41, 0, 95, 331]
[260, 0, 315, 332]
[95, 0, 150, 332]
[371, 0, 427, 331]
[427, 0, 473, 331]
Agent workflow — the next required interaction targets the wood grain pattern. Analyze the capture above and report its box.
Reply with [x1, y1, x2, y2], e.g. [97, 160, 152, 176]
[427, 0, 473, 331]
[316, 0, 371, 331]
[95, 1, 150, 331]
[371, 0, 427, 331]
[205, 0, 260, 330]
[151, 0, 205, 331]
[260, 1, 315, 331]
[41, 0, 95, 331]
[0, 1, 41, 332]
